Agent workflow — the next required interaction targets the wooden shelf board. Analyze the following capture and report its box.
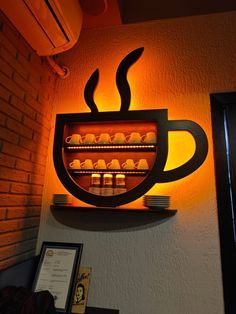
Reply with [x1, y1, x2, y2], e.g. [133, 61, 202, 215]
[50, 205, 177, 216]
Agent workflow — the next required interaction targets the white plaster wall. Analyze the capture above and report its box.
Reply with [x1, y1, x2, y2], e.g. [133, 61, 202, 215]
[38, 11, 236, 313]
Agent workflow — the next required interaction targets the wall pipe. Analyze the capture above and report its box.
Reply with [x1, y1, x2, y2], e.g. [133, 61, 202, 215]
[46, 56, 70, 79]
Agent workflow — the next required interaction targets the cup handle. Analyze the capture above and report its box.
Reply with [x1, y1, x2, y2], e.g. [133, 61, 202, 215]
[110, 135, 116, 144]
[157, 120, 208, 182]
[65, 136, 72, 143]
[69, 162, 74, 167]
[141, 134, 146, 143]
[81, 135, 86, 144]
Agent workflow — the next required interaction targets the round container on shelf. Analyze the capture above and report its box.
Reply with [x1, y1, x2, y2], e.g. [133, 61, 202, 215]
[101, 173, 113, 196]
[114, 174, 127, 195]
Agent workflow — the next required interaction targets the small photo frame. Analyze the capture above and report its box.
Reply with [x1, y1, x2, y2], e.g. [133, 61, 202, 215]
[32, 241, 83, 313]
[72, 267, 92, 314]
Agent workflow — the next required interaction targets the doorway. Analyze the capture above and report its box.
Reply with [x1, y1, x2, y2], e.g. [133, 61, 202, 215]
[211, 92, 236, 314]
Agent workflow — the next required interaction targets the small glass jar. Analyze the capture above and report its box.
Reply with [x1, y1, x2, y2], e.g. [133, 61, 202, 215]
[114, 174, 127, 195]
[101, 174, 113, 196]
[89, 173, 101, 195]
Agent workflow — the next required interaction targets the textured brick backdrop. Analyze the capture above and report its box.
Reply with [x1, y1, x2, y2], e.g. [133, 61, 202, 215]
[0, 11, 57, 269]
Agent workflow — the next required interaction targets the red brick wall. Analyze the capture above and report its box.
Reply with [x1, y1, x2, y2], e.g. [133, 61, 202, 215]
[0, 11, 57, 269]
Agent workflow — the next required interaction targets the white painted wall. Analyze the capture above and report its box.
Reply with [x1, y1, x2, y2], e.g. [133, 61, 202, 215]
[38, 11, 236, 313]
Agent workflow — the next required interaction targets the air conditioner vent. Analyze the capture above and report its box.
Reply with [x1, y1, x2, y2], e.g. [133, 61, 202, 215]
[1, 0, 82, 56]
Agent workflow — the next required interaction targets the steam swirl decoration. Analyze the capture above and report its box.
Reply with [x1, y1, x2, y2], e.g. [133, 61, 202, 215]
[84, 47, 144, 113]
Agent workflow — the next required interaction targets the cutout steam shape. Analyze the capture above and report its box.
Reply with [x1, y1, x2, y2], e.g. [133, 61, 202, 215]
[84, 47, 144, 113]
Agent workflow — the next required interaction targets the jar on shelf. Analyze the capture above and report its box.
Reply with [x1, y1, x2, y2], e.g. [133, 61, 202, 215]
[89, 173, 101, 195]
[101, 173, 113, 196]
[114, 174, 127, 195]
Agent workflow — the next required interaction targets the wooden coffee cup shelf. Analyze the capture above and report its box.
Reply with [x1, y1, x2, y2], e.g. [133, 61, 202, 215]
[53, 47, 208, 209]
[53, 109, 207, 207]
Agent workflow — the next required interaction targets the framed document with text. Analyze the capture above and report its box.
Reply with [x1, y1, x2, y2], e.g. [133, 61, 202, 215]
[32, 242, 83, 313]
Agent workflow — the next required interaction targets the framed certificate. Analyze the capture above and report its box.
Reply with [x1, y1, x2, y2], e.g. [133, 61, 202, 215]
[32, 241, 83, 313]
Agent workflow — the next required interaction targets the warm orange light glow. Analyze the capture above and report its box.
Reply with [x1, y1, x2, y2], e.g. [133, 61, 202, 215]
[54, 40, 213, 210]
[164, 131, 196, 171]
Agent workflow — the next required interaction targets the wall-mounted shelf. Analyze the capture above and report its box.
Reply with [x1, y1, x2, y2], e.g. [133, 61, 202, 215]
[51, 205, 177, 217]
[54, 108, 208, 207]
[50, 204, 177, 230]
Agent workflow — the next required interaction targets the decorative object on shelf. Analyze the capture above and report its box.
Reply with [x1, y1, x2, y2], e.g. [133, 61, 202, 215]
[69, 159, 82, 169]
[114, 174, 127, 195]
[107, 159, 121, 170]
[65, 131, 157, 146]
[111, 132, 126, 144]
[32, 242, 83, 314]
[66, 134, 83, 145]
[143, 195, 170, 210]
[53, 47, 208, 207]
[94, 159, 107, 169]
[72, 267, 92, 314]
[53, 194, 72, 205]
[89, 174, 101, 195]
[101, 173, 114, 196]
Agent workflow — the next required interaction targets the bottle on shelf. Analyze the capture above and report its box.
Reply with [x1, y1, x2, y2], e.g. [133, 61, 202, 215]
[101, 173, 114, 196]
[114, 174, 127, 195]
[89, 174, 101, 195]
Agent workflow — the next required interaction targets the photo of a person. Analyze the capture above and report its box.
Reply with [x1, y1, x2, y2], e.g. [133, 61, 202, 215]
[72, 267, 91, 314]
[73, 283, 85, 304]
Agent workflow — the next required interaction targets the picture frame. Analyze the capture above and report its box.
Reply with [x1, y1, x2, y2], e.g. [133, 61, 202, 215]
[32, 241, 83, 313]
[72, 266, 92, 314]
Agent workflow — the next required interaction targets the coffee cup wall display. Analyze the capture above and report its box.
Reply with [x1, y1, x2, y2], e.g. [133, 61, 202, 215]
[53, 47, 208, 207]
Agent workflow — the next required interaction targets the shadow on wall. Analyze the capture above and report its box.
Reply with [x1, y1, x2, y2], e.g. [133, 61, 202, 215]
[50, 207, 177, 231]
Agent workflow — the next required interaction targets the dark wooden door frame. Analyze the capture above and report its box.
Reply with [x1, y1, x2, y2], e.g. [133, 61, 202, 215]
[211, 92, 236, 314]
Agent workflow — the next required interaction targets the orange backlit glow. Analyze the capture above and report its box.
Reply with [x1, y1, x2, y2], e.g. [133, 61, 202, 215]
[54, 45, 210, 208]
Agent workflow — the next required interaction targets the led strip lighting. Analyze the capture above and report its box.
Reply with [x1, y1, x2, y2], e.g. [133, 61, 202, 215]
[66, 144, 156, 150]
[69, 170, 147, 175]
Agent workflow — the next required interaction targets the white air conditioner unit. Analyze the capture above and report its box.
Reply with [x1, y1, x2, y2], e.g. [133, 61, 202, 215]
[1, 0, 82, 56]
